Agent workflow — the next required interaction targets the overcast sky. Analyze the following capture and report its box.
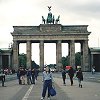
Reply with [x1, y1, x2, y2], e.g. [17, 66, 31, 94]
[0, 0, 100, 64]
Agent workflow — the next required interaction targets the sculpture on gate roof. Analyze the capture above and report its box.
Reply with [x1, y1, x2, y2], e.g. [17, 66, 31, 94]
[42, 6, 60, 24]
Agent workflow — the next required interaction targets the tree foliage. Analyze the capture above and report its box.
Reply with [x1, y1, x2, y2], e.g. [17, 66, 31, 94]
[19, 53, 39, 69]
[31, 61, 39, 69]
[19, 53, 27, 68]
[61, 52, 81, 68]
[75, 52, 81, 66]
[47, 64, 56, 68]
[61, 56, 69, 68]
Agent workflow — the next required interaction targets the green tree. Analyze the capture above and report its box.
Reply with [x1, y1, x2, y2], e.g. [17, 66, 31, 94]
[61, 56, 69, 69]
[47, 64, 56, 68]
[19, 53, 39, 69]
[62, 56, 67, 68]
[75, 52, 81, 66]
[61, 52, 81, 69]
[19, 53, 27, 68]
[31, 61, 39, 69]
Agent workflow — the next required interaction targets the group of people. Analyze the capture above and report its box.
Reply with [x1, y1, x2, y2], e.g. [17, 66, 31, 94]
[17, 66, 83, 100]
[40, 66, 84, 100]
[62, 66, 83, 88]
[17, 67, 38, 85]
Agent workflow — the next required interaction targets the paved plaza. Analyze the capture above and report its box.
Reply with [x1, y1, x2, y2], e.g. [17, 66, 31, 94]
[0, 72, 100, 100]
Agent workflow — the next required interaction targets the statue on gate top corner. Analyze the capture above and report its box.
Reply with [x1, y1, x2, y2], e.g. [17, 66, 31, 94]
[42, 6, 60, 24]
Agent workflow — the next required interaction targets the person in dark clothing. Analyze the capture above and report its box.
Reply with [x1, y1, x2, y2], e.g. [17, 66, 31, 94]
[34, 68, 38, 80]
[0, 74, 5, 86]
[62, 68, 66, 85]
[31, 68, 35, 84]
[26, 69, 32, 85]
[76, 68, 83, 88]
[68, 67, 74, 86]
[20, 68, 26, 85]
[17, 69, 21, 84]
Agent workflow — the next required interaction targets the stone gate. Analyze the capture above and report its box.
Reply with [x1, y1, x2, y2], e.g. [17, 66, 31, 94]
[11, 24, 91, 71]
[11, 7, 91, 71]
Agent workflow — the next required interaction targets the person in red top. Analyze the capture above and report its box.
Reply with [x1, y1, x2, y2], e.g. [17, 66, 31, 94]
[68, 67, 74, 86]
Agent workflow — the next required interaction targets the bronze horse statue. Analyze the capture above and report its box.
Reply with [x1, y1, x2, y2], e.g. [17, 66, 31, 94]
[42, 16, 46, 24]
[55, 15, 60, 24]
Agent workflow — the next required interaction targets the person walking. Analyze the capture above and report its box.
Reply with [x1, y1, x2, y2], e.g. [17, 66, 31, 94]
[0, 72, 5, 87]
[68, 67, 74, 86]
[76, 68, 83, 88]
[26, 68, 32, 85]
[34, 68, 38, 80]
[31, 68, 35, 84]
[41, 66, 53, 100]
[17, 68, 21, 85]
[20, 68, 26, 85]
[91, 65, 95, 74]
[61, 68, 67, 85]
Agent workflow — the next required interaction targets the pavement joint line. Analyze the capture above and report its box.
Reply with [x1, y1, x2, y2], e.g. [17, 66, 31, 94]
[22, 85, 34, 100]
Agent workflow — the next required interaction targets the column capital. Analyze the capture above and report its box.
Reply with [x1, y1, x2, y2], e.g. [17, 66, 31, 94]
[40, 40, 44, 43]
[27, 40, 31, 42]
[57, 40, 62, 43]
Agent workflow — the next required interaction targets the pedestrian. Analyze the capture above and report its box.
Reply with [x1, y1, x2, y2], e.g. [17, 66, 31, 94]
[26, 69, 32, 85]
[76, 68, 83, 88]
[91, 65, 95, 74]
[34, 68, 38, 80]
[31, 68, 35, 84]
[17, 68, 21, 85]
[20, 68, 26, 85]
[0, 73, 5, 87]
[61, 68, 67, 85]
[41, 66, 53, 100]
[68, 67, 74, 86]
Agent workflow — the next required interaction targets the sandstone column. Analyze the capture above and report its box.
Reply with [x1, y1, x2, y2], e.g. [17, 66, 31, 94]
[91, 54, 94, 68]
[81, 40, 89, 71]
[69, 40, 75, 69]
[8, 54, 11, 68]
[13, 40, 19, 71]
[0, 55, 2, 69]
[39, 40, 44, 71]
[56, 40, 62, 71]
[26, 41, 32, 69]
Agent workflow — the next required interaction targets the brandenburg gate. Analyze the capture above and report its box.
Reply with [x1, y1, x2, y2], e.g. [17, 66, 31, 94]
[11, 7, 91, 71]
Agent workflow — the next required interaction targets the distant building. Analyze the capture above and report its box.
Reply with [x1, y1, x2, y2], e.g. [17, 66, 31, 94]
[0, 48, 13, 70]
[89, 47, 100, 72]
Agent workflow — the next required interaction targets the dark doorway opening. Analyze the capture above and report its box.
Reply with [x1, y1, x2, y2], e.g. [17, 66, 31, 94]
[93, 54, 100, 72]
[2, 55, 8, 69]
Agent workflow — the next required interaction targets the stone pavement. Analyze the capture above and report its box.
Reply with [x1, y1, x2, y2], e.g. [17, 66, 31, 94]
[25, 76, 68, 100]
[0, 73, 100, 100]
[22, 73, 100, 100]
[54, 77, 100, 100]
